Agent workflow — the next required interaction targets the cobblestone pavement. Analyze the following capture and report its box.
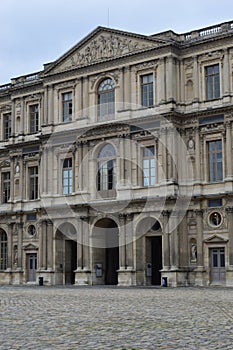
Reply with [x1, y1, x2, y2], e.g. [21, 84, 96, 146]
[0, 286, 233, 350]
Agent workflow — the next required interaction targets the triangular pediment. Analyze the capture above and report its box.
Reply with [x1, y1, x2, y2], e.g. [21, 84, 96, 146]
[23, 243, 38, 250]
[0, 160, 10, 168]
[44, 27, 166, 75]
[204, 234, 228, 243]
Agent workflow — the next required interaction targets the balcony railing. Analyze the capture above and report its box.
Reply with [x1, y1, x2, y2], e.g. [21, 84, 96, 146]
[183, 21, 233, 42]
[0, 71, 42, 93]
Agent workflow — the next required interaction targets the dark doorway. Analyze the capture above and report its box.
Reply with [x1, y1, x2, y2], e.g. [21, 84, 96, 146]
[105, 246, 119, 285]
[93, 218, 119, 285]
[151, 236, 162, 285]
[65, 240, 77, 284]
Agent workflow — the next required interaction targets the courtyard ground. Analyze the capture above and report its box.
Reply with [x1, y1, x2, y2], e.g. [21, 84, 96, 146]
[0, 285, 233, 349]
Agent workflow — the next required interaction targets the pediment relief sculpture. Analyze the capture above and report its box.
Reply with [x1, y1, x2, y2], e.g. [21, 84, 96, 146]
[46, 29, 161, 75]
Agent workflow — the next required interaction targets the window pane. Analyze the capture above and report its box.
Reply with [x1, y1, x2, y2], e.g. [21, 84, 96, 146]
[141, 74, 153, 107]
[213, 253, 218, 267]
[98, 78, 115, 118]
[220, 253, 225, 267]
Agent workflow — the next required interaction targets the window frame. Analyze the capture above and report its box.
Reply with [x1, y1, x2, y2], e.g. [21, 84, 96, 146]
[62, 91, 73, 122]
[0, 229, 7, 271]
[2, 171, 10, 203]
[62, 158, 73, 195]
[207, 139, 223, 183]
[29, 104, 39, 133]
[140, 73, 154, 107]
[97, 144, 116, 197]
[142, 145, 156, 187]
[28, 166, 39, 200]
[97, 78, 115, 120]
[3, 113, 12, 140]
[205, 63, 220, 100]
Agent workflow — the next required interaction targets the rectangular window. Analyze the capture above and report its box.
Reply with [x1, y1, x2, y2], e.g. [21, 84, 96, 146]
[205, 64, 220, 100]
[63, 158, 73, 195]
[29, 166, 38, 200]
[62, 92, 72, 122]
[2, 172, 10, 203]
[141, 74, 154, 107]
[3, 113, 11, 140]
[208, 140, 223, 182]
[208, 199, 222, 207]
[29, 104, 39, 133]
[143, 146, 155, 186]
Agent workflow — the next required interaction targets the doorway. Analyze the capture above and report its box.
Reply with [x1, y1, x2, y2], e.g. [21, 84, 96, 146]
[93, 218, 119, 285]
[210, 248, 226, 284]
[105, 246, 119, 285]
[65, 240, 77, 284]
[27, 253, 37, 282]
[146, 236, 162, 285]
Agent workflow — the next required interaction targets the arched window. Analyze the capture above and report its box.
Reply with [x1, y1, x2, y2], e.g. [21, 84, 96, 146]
[97, 144, 116, 193]
[0, 229, 7, 270]
[98, 78, 115, 120]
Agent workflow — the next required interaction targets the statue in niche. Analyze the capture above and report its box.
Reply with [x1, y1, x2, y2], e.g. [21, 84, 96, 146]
[191, 243, 197, 262]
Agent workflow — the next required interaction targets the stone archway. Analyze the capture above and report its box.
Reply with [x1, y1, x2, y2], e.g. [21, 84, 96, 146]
[55, 223, 77, 285]
[92, 218, 119, 285]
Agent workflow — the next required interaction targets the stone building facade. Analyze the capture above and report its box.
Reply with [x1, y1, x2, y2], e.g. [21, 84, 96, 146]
[1, 21, 233, 286]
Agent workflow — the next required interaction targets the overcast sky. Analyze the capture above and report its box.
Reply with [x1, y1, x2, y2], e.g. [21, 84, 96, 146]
[0, 0, 233, 84]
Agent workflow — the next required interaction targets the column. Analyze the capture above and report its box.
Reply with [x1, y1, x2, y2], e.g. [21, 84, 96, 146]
[179, 59, 185, 102]
[226, 207, 233, 265]
[195, 127, 201, 183]
[82, 217, 90, 270]
[196, 210, 204, 267]
[223, 49, 230, 96]
[193, 56, 199, 101]
[159, 128, 167, 183]
[10, 157, 14, 201]
[48, 85, 54, 125]
[162, 211, 171, 269]
[38, 221, 43, 269]
[118, 214, 126, 269]
[76, 218, 83, 269]
[43, 86, 48, 125]
[77, 78, 83, 114]
[7, 223, 14, 269]
[169, 213, 179, 268]
[225, 121, 232, 180]
[11, 100, 16, 136]
[125, 214, 133, 268]
[124, 66, 131, 109]
[83, 77, 89, 113]
[41, 220, 47, 269]
[17, 222, 23, 269]
[166, 56, 175, 102]
[47, 220, 53, 270]
[157, 57, 166, 103]
[118, 68, 124, 110]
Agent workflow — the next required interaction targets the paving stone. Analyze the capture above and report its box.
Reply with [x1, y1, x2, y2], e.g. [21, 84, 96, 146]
[0, 286, 233, 349]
